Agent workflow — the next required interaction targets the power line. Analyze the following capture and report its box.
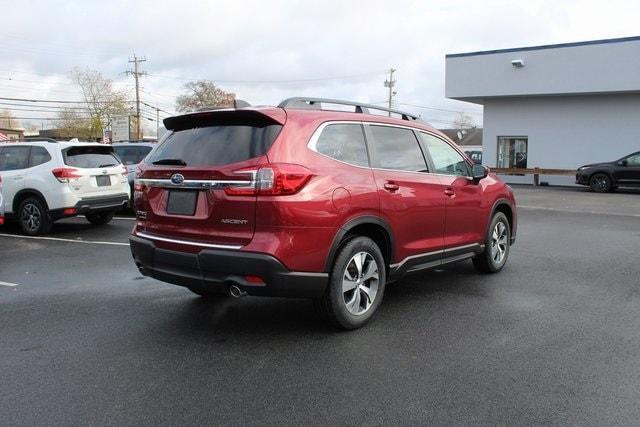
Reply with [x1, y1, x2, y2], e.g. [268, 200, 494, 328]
[396, 102, 483, 116]
[146, 70, 386, 84]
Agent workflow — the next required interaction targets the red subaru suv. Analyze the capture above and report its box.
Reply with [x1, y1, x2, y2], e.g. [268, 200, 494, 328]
[130, 98, 516, 329]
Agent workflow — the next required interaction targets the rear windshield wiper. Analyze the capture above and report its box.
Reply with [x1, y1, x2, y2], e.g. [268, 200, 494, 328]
[99, 163, 117, 168]
[152, 158, 187, 166]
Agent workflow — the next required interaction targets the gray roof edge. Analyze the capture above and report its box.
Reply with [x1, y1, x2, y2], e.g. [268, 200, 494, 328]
[446, 35, 640, 58]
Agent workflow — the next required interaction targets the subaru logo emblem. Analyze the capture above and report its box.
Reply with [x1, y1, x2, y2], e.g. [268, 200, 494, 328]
[171, 173, 185, 184]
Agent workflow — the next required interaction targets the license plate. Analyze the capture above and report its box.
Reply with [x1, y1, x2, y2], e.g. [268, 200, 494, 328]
[166, 190, 198, 216]
[96, 175, 111, 187]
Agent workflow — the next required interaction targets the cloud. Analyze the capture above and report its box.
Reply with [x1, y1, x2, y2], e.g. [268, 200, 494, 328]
[1, 0, 639, 130]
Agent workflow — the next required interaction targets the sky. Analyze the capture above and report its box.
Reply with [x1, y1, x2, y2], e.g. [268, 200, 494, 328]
[1, 0, 639, 135]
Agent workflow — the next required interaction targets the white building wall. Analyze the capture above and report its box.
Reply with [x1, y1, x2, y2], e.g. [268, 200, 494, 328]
[483, 94, 640, 185]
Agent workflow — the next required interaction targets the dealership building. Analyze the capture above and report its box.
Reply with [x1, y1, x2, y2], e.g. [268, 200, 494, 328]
[445, 36, 640, 185]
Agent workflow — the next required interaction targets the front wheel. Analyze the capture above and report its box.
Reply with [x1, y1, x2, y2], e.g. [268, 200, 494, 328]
[86, 212, 114, 225]
[315, 236, 386, 330]
[473, 212, 511, 274]
[589, 173, 612, 193]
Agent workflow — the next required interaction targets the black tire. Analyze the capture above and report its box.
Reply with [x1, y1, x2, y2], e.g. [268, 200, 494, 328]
[86, 211, 114, 225]
[18, 197, 52, 236]
[473, 212, 511, 274]
[187, 287, 228, 299]
[315, 236, 386, 330]
[589, 173, 612, 193]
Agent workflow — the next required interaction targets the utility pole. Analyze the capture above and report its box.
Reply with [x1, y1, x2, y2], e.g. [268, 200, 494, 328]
[384, 68, 397, 116]
[155, 107, 159, 138]
[126, 54, 147, 140]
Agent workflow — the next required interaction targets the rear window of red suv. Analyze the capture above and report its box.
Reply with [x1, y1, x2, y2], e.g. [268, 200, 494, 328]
[148, 124, 282, 167]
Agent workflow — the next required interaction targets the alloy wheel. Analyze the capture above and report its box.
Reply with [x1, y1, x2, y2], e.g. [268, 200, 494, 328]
[490, 221, 508, 265]
[21, 203, 42, 233]
[342, 252, 379, 315]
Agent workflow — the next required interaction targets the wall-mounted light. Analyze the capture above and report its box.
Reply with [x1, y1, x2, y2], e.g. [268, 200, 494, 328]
[511, 59, 525, 68]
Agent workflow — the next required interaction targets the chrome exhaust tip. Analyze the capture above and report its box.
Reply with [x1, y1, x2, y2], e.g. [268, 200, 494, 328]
[229, 284, 247, 298]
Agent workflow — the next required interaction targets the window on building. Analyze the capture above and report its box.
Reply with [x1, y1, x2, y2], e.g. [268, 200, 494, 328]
[314, 124, 369, 167]
[497, 137, 528, 169]
[369, 125, 428, 172]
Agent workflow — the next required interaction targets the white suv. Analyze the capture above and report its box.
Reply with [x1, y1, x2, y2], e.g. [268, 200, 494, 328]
[0, 140, 130, 235]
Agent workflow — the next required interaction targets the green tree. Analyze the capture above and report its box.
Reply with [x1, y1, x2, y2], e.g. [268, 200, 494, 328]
[175, 80, 235, 113]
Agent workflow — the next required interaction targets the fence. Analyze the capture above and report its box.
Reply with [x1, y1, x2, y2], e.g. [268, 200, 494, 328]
[491, 167, 575, 186]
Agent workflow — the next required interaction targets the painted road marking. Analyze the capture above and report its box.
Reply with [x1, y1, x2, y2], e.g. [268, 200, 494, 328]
[0, 233, 129, 247]
[0, 281, 19, 287]
[518, 205, 640, 218]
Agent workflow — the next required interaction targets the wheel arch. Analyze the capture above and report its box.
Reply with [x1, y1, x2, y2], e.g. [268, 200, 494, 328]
[324, 216, 394, 273]
[490, 198, 515, 239]
[13, 188, 50, 213]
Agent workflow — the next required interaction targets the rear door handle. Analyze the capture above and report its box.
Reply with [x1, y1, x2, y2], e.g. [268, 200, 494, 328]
[384, 182, 399, 192]
[444, 188, 455, 197]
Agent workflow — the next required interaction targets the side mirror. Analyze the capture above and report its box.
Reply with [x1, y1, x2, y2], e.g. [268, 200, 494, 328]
[472, 164, 488, 182]
[620, 159, 628, 167]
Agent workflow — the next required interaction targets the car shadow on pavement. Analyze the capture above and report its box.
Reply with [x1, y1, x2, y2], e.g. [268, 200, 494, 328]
[155, 261, 486, 342]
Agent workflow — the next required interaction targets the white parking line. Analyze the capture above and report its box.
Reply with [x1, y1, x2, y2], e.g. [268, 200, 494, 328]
[518, 205, 640, 218]
[0, 281, 19, 287]
[0, 233, 129, 246]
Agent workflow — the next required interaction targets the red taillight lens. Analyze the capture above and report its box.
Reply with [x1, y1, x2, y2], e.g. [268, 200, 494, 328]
[52, 167, 81, 183]
[62, 208, 77, 216]
[0, 217, 4, 225]
[225, 164, 312, 196]
[244, 275, 266, 286]
[121, 166, 128, 176]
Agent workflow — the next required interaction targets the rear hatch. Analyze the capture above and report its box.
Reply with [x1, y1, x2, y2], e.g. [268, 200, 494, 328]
[137, 109, 285, 247]
[62, 145, 126, 197]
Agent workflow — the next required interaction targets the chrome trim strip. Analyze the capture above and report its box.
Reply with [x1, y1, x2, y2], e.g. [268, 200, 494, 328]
[135, 231, 243, 250]
[389, 243, 482, 270]
[136, 178, 255, 190]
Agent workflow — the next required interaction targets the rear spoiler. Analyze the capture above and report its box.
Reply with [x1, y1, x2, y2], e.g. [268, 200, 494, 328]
[163, 108, 286, 131]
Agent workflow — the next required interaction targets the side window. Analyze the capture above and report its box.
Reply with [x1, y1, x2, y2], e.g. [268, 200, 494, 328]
[624, 153, 640, 166]
[369, 125, 428, 172]
[314, 124, 369, 167]
[0, 146, 31, 171]
[421, 133, 471, 177]
[29, 146, 52, 167]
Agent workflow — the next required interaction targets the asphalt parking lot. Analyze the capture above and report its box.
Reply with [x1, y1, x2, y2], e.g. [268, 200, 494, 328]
[1, 185, 639, 425]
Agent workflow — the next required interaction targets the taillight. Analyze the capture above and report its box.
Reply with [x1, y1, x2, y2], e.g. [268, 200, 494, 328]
[225, 164, 312, 196]
[52, 168, 81, 183]
[121, 166, 128, 176]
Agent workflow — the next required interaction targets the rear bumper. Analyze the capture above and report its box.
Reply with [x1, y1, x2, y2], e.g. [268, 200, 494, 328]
[75, 194, 129, 214]
[129, 234, 328, 298]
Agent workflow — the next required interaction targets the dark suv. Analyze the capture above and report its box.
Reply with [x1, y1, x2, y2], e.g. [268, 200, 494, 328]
[575, 151, 640, 192]
[130, 98, 517, 329]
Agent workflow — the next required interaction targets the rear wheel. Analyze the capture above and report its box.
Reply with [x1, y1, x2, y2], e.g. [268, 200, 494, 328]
[86, 212, 114, 225]
[473, 212, 511, 274]
[589, 173, 612, 193]
[18, 197, 51, 236]
[315, 236, 386, 330]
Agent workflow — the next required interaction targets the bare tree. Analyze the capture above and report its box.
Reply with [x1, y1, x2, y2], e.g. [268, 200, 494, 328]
[452, 112, 476, 132]
[0, 109, 20, 129]
[175, 80, 235, 112]
[56, 67, 131, 139]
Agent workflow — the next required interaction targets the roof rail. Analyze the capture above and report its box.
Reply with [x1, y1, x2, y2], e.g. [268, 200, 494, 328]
[278, 97, 421, 121]
[21, 137, 59, 143]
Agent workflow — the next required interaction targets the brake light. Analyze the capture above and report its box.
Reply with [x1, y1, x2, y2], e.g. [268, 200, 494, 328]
[121, 166, 128, 175]
[0, 217, 4, 225]
[52, 168, 81, 183]
[225, 164, 312, 196]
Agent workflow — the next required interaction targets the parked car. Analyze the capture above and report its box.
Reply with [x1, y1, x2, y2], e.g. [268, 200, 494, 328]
[0, 140, 130, 235]
[464, 150, 482, 164]
[112, 142, 155, 204]
[130, 98, 517, 329]
[575, 151, 640, 192]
